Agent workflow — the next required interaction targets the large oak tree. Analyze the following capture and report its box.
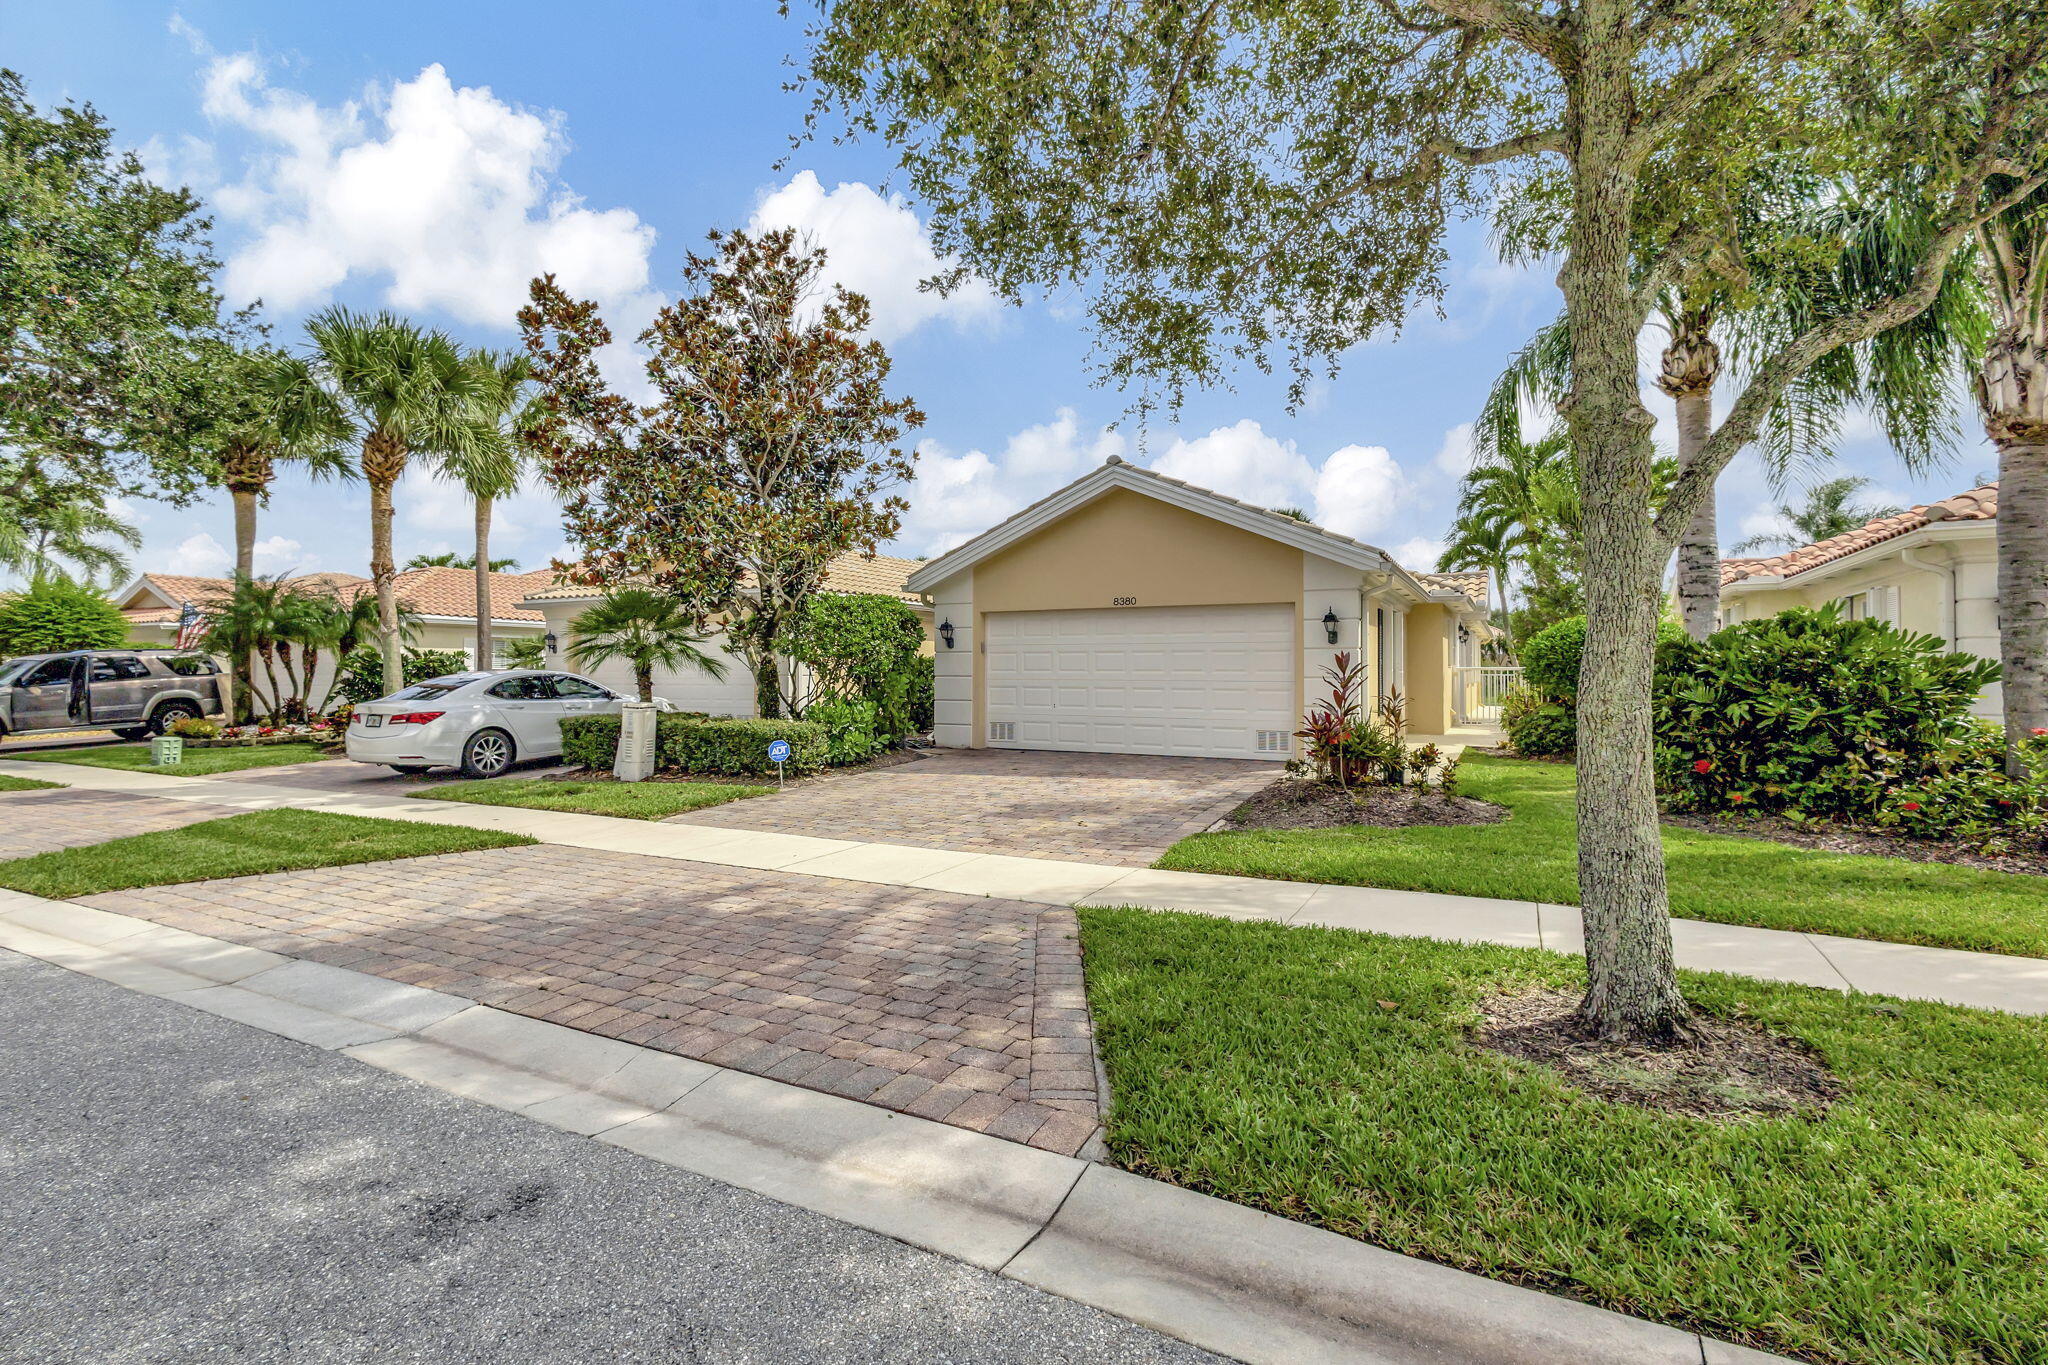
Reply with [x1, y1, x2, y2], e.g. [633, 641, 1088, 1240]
[794, 0, 2048, 1040]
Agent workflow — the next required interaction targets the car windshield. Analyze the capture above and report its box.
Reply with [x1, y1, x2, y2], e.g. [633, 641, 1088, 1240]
[385, 680, 467, 702]
[0, 659, 31, 686]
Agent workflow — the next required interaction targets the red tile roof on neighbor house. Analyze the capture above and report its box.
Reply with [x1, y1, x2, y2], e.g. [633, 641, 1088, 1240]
[122, 567, 555, 627]
[519, 551, 929, 605]
[1719, 483, 1999, 588]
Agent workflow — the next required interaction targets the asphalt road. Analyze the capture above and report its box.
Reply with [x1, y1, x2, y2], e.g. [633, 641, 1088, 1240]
[0, 950, 1223, 1365]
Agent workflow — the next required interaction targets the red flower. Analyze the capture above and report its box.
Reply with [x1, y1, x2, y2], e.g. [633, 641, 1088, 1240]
[1900, 801, 1922, 812]
[1998, 798, 2015, 807]
[1693, 759, 1713, 774]
[2033, 728, 2048, 737]
[1727, 791, 1746, 804]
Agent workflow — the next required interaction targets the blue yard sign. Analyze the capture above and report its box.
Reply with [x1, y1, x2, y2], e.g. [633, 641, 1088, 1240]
[767, 739, 791, 764]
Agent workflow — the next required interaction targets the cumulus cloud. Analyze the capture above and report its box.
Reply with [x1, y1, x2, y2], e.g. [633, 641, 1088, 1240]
[894, 407, 1124, 554]
[1313, 443, 1409, 540]
[251, 535, 310, 572]
[188, 36, 656, 327]
[1393, 536, 1446, 571]
[165, 532, 231, 577]
[749, 171, 1000, 343]
[398, 468, 563, 560]
[1151, 420, 1316, 510]
[1433, 421, 1479, 477]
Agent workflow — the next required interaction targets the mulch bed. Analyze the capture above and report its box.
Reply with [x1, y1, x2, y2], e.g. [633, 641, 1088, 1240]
[1472, 989, 1843, 1122]
[1663, 809, 2048, 877]
[1220, 777, 1507, 831]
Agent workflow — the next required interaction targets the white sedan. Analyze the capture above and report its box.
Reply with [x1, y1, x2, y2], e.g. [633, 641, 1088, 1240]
[345, 670, 625, 778]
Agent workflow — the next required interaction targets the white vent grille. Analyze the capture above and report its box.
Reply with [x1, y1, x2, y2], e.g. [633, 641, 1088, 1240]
[989, 721, 1016, 743]
[1255, 729, 1289, 754]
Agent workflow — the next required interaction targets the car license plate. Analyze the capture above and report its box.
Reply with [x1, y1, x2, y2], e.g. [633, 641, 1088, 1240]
[363, 715, 382, 727]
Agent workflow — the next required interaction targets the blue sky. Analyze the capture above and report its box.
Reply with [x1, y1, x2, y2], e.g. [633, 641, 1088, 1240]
[3, 1, 1998, 591]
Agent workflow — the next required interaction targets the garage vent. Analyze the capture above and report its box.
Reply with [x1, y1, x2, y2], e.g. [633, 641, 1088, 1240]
[989, 721, 1016, 743]
[1255, 729, 1289, 754]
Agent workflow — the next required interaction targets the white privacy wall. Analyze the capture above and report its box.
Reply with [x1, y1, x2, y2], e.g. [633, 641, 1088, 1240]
[536, 601, 759, 716]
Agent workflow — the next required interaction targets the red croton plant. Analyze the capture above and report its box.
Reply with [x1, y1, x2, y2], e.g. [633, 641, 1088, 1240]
[1295, 651, 1368, 786]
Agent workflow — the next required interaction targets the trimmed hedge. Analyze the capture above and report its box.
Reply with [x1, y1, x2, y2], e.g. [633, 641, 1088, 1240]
[560, 713, 826, 776]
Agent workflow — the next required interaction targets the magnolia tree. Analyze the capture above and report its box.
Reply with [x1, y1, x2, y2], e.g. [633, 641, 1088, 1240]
[796, 0, 2048, 1041]
[519, 228, 923, 718]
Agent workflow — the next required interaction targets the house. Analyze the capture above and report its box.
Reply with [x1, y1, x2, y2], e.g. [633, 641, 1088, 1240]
[518, 552, 934, 711]
[114, 566, 556, 705]
[906, 456, 1492, 761]
[1719, 482, 2001, 716]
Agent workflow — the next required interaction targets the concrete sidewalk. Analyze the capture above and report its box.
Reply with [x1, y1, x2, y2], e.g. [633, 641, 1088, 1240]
[0, 889, 1785, 1364]
[7, 755, 2048, 1016]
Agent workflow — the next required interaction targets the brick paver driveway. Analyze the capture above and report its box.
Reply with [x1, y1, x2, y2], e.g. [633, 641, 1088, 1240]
[0, 787, 227, 859]
[79, 844, 1102, 1155]
[672, 748, 1279, 865]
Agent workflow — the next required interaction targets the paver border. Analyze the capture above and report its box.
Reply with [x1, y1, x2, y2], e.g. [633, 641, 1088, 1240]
[1, 886, 1788, 1365]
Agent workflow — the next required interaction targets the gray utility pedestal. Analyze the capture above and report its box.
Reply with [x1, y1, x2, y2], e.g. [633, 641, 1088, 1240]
[614, 702, 657, 782]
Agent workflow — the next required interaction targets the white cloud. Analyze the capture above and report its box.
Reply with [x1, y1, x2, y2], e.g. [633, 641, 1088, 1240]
[1313, 443, 1409, 540]
[1432, 421, 1478, 478]
[1151, 420, 1316, 510]
[1393, 536, 1446, 571]
[749, 171, 1000, 343]
[165, 532, 231, 577]
[894, 408, 1124, 554]
[398, 468, 564, 560]
[251, 535, 310, 572]
[190, 37, 657, 327]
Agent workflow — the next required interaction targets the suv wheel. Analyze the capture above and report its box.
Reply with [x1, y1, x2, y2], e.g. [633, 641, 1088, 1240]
[459, 728, 515, 779]
[147, 700, 202, 737]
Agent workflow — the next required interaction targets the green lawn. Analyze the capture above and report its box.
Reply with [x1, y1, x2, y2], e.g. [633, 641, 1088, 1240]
[0, 809, 533, 899]
[412, 777, 772, 820]
[9, 741, 333, 776]
[1081, 907, 2048, 1365]
[0, 774, 64, 792]
[1160, 753, 2048, 958]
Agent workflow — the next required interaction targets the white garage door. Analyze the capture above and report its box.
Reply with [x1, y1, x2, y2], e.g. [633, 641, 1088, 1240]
[985, 605, 1295, 760]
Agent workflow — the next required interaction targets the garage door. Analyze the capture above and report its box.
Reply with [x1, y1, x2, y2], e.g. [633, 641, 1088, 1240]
[985, 605, 1295, 760]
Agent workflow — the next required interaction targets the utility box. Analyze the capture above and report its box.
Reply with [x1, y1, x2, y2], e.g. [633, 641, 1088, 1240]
[614, 702, 657, 782]
[149, 735, 184, 766]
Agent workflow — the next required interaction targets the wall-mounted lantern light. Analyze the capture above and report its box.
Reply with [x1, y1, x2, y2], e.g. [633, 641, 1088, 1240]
[1322, 608, 1340, 645]
[939, 619, 956, 649]
[543, 632, 558, 654]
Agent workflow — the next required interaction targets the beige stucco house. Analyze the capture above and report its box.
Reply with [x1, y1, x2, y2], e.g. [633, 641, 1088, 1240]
[1719, 482, 2001, 716]
[906, 457, 1492, 761]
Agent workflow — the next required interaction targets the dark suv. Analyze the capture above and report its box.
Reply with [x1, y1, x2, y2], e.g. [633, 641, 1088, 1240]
[0, 650, 227, 740]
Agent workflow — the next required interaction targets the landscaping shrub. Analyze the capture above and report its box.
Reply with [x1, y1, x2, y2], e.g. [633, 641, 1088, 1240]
[788, 593, 929, 738]
[167, 716, 221, 739]
[1521, 613, 1686, 701]
[559, 714, 622, 770]
[905, 653, 935, 732]
[334, 648, 470, 704]
[0, 578, 130, 655]
[559, 713, 828, 776]
[1503, 688, 1576, 757]
[808, 695, 886, 765]
[1653, 607, 2031, 837]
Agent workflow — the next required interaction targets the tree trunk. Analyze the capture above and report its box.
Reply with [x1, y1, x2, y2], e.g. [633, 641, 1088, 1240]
[636, 664, 654, 703]
[227, 472, 263, 723]
[474, 496, 495, 670]
[1658, 316, 1722, 640]
[362, 432, 408, 698]
[1559, 10, 1691, 1042]
[1995, 431, 2047, 772]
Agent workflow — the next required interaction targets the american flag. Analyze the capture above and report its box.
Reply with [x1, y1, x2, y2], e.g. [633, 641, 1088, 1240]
[174, 602, 205, 650]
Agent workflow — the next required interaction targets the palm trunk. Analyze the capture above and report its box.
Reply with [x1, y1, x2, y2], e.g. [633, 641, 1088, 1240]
[474, 496, 495, 670]
[363, 432, 408, 698]
[1995, 432, 2047, 772]
[1660, 316, 1723, 641]
[636, 663, 654, 703]
[1560, 21, 1690, 1043]
[227, 473, 264, 723]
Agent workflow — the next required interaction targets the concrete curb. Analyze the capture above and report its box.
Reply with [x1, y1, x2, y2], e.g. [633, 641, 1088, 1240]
[1, 890, 1793, 1365]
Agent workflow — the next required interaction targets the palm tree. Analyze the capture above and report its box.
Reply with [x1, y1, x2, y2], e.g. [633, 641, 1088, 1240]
[433, 348, 536, 669]
[1437, 515, 1515, 620]
[198, 574, 303, 722]
[315, 589, 424, 711]
[305, 308, 490, 697]
[0, 463, 141, 582]
[404, 551, 521, 571]
[1730, 476, 1904, 555]
[208, 346, 353, 582]
[566, 589, 728, 703]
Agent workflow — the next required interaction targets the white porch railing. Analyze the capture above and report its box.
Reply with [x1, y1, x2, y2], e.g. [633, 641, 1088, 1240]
[1453, 666, 1523, 723]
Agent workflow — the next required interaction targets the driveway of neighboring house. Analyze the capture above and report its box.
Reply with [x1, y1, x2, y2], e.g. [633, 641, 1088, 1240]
[0, 788, 228, 859]
[77, 843, 1103, 1156]
[191, 755, 565, 793]
[671, 748, 1280, 866]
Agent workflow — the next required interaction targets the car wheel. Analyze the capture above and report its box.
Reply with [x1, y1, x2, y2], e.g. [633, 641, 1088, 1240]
[459, 728, 515, 779]
[388, 764, 432, 776]
[147, 701, 201, 736]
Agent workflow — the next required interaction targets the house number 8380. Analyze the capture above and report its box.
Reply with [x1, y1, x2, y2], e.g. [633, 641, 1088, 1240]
[1111, 596, 1137, 606]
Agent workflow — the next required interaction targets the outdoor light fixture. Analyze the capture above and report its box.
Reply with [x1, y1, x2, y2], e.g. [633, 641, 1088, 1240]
[939, 619, 956, 649]
[1323, 608, 1340, 645]
[543, 632, 558, 654]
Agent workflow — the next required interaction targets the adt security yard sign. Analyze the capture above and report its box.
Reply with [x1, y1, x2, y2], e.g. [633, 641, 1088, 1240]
[768, 738, 791, 787]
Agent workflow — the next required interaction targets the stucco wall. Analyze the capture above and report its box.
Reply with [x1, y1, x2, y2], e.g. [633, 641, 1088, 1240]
[1403, 603, 1454, 734]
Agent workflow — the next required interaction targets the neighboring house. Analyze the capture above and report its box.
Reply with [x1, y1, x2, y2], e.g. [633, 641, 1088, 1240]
[113, 566, 556, 706]
[908, 456, 1492, 761]
[518, 552, 934, 713]
[1720, 482, 2001, 716]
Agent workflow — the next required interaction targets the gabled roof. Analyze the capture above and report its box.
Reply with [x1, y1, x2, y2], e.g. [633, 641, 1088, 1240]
[1720, 482, 1998, 588]
[902, 456, 1463, 605]
[520, 550, 927, 607]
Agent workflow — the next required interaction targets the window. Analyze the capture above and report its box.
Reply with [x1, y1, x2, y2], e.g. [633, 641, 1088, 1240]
[89, 656, 149, 682]
[1834, 591, 1872, 620]
[550, 675, 609, 699]
[163, 655, 218, 677]
[19, 659, 75, 688]
[489, 637, 518, 667]
[486, 675, 553, 701]
[387, 681, 465, 701]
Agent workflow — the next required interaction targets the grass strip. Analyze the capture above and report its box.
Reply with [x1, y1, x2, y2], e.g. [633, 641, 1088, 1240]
[412, 777, 773, 820]
[0, 808, 533, 899]
[9, 742, 334, 776]
[1080, 906, 2048, 1365]
[0, 774, 65, 792]
[1158, 752, 2048, 957]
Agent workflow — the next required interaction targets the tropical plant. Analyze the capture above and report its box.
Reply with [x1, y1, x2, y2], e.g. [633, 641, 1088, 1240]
[1443, 408, 1581, 645]
[0, 461, 140, 582]
[1730, 476, 1905, 555]
[404, 551, 521, 571]
[566, 589, 729, 703]
[1503, 689, 1577, 757]
[0, 576, 130, 654]
[334, 647, 469, 705]
[196, 574, 303, 722]
[807, 694, 887, 764]
[1522, 614, 1689, 702]
[498, 636, 546, 670]
[305, 307, 491, 698]
[798, 0, 2048, 1042]
[204, 346, 353, 581]
[784, 592, 927, 728]
[520, 228, 922, 719]
[433, 347, 536, 668]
